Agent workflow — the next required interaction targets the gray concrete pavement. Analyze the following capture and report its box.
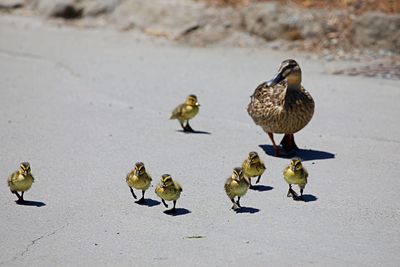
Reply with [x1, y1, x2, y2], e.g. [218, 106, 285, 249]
[1, 15, 400, 266]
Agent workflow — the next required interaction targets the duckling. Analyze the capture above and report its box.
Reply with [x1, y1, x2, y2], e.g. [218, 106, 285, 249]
[155, 174, 182, 211]
[170, 94, 200, 132]
[7, 162, 35, 202]
[283, 158, 308, 200]
[242, 151, 266, 188]
[126, 162, 152, 202]
[248, 59, 315, 156]
[224, 167, 250, 210]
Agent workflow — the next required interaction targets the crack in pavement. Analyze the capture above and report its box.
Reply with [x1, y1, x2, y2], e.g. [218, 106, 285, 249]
[0, 223, 69, 266]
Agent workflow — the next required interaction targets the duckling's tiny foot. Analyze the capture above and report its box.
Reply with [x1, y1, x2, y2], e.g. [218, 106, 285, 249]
[16, 198, 25, 204]
[236, 197, 242, 208]
[136, 197, 145, 204]
[287, 188, 298, 198]
[183, 125, 194, 132]
[129, 188, 137, 199]
[13, 191, 21, 200]
[232, 204, 239, 210]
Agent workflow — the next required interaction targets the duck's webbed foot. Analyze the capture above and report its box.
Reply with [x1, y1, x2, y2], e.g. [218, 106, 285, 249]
[280, 134, 299, 151]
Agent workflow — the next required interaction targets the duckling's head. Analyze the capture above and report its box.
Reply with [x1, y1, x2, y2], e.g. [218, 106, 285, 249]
[290, 158, 303, 172]
[248, 151, 260, 163]
[267, 59, 301, 87]
[160, 174, 174, 188]
[185, 94, 200, 107]
[232, 167, 243, 180]
[19, 162, 31, 175]
[134, 162, 146, 176]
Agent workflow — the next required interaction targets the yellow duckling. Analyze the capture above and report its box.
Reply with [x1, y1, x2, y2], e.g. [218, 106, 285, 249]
[242, 151, 266, 188]
[170, 94, 200, 132]
[283, 158, 308, 200]
[7, 162, 35, 202]
[248, 59, 315, 156]
[155, 174, 182, 211]
[126, 162, 152, 202]
[224, 167, 250, 210]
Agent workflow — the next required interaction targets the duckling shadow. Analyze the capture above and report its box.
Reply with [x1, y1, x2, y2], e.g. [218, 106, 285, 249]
[135, 198, 161, 207]
[176, 130, 211, 135]
[250, 185, 273, 192]
[297, 194, 318, 202]
[163, 208, 191, 216]
[15, 200, 46, 207]
[235, 206, 260, 214]
[259, 145, 335, 161]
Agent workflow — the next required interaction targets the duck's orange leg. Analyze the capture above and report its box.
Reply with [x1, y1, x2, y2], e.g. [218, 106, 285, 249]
[268, 132, 281, 156]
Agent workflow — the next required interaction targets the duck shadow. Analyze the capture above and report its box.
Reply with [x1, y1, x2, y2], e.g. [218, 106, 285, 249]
[15, 200, 46, 207]
[163, 208, 191, 216]
[259, 145, 335, 161]
[135, 198, 161, 207]
[250, 185, 273, 192]
[176, 130, 211, 135]
[235, 206, 260, 214]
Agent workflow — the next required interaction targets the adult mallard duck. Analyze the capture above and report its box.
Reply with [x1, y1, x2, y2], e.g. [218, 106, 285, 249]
[247, 59, 315, 156]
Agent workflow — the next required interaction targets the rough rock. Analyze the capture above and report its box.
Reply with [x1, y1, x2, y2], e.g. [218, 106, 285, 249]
[111, 0, 241, 45]
[241, 2, 346, 41]
[0, 0, 24, 9]
[81, 0, 121, 17]
[353, 12, 400, 52]
[34, 0, 82, 19]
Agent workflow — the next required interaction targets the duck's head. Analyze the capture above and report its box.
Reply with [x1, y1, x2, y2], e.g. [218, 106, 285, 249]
[232, 167, 244, 180]
[290, 158, 303, 172]
[185, 94, 200, 107]
[267, 59, 302, 87]
[248, 151, 260, 163]
[19, 162, 31, 175]
[134, 162, 146, 176]
[160, 174, 174, 188]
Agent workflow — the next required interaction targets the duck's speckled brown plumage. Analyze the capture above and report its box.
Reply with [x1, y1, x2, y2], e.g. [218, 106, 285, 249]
[248, 80, 314, 134]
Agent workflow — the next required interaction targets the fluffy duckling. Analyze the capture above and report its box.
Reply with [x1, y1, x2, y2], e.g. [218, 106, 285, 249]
[126, 162, 152, 202]
[155, 174, 182, 211]
[248, 59, 315, 156]
[7, 162, 35, 202]
[242, 151, 266, 188]
[283, 158, 308, 200]
[224, 167, 250, 210]
[170, 94, 200, 132]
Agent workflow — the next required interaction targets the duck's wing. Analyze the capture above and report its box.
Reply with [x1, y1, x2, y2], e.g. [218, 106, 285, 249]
[170, 103, 185, 119]
[247, 82, 286, 125]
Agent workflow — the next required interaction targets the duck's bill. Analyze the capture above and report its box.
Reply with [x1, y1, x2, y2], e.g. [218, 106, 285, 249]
[266, 72, 284, 87]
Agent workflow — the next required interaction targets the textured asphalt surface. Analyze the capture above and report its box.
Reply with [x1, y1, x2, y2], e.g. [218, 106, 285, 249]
[1, 15, 400, 266]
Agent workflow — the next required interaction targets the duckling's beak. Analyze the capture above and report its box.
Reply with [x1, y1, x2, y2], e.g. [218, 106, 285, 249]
[266, 72, 284, 87]
[291, 166, 296, 172]
[195, 102, 200, 107]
